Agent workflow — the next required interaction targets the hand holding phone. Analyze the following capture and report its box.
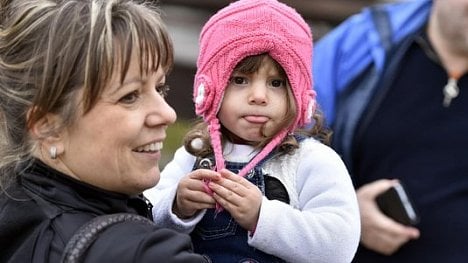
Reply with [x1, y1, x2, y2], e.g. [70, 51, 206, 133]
[376, 182, 419, 226]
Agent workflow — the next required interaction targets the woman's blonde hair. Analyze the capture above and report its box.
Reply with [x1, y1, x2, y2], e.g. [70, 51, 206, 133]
[0, 0, 173, 188]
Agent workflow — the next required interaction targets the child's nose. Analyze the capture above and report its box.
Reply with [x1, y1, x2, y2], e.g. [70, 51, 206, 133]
[248, 83, 268, 105]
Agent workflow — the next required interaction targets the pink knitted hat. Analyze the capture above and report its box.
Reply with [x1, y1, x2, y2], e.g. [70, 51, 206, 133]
[193, 0, 315, 177]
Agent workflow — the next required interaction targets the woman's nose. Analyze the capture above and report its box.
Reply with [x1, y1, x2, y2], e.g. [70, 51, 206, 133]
[146, 95, 177, 126]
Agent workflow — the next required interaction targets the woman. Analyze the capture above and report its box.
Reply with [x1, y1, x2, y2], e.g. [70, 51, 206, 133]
[0, 0, 208, 262]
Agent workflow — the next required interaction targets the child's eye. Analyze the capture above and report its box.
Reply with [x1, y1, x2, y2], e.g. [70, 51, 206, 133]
[119, 91, 140, 104]
[156, 84, 170, 98]
[270, 79, 286, 88]
[230, 76, 247, 85]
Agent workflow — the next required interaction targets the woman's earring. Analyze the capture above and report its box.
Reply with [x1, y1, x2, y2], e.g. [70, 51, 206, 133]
[49, 146, 57, 159]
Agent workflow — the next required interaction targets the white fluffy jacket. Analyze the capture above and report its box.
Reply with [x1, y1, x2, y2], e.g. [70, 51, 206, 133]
[144, 138, 360, 263]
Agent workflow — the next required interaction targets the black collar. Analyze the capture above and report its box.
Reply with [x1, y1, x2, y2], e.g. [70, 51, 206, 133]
[18, 159, 151, 218]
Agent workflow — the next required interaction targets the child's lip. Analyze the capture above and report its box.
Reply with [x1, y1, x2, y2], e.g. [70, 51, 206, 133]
[243, 115, 269, 123]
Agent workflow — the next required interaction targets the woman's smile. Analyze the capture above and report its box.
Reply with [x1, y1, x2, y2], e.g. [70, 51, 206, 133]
[134, 141, 163, 153]
[133, 141, 164, 162]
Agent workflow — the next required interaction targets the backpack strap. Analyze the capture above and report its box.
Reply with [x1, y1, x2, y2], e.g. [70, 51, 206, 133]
[60, 213, 155, 263]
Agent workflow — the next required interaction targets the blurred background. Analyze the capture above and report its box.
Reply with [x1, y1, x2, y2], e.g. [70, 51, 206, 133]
[158, 0, 397, 166]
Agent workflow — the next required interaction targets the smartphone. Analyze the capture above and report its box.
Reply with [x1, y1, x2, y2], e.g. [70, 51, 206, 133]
[376, 182, 419, 226]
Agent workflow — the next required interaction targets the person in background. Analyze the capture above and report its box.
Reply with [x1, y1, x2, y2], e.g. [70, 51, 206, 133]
[144, 0, 360, 262]
[313, 0, 468, 261]
[0, 0, 209, 262]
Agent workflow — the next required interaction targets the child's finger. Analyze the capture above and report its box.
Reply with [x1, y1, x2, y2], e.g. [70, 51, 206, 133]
[219, 169, 254, 190]
[212, 189, 238, 210]
[189, 169, 221, 181]
[209, 179, 246, 206]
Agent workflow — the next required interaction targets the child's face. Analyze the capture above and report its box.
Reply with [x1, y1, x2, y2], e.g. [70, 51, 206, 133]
[218, 57, 288, 143]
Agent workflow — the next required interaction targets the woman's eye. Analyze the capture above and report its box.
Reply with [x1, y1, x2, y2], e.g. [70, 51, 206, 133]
[270, 79, 286, 88]
[119, 91, 140, 104]
[230, 76, 247, 85]
[156, 84, 170, 98]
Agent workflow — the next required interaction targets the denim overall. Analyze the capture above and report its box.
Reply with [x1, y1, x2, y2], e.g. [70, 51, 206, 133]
[191, 158, 286, 263]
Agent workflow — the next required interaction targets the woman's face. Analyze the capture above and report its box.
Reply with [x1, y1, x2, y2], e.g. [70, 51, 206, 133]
[55, 51, 176, 195]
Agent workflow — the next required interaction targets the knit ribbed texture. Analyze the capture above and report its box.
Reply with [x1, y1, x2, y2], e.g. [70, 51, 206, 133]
[193, 0, 315, 178]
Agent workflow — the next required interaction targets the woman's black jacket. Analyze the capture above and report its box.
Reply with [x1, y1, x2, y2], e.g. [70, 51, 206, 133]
[0, 159, 208, 263]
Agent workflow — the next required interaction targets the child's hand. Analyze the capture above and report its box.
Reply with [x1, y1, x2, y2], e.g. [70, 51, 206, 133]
[173, 169, 220, 219]
[209, 169, 262, 231]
